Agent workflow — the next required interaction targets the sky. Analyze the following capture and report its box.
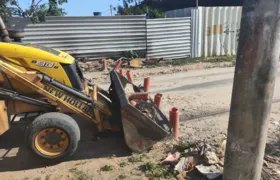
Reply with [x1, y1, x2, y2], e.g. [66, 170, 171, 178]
[17, 0, 121, 16]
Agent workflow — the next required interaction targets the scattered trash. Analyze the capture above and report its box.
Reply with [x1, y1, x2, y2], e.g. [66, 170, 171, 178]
[196, 164, 223, 180]
[204, 151, 220, 165]
[143, 58, 164, 65]
[129, 58, 143, 68]
[176, 171, 187, 180]
[198, 143, 212, 156]
[174, 157, 188, 173]
[174, 156, 194, 173]
[184, 147, 199, 155]
[271, 121, 280, 126]
[161, 152, 181, 165]
[186, 156, 194, 171]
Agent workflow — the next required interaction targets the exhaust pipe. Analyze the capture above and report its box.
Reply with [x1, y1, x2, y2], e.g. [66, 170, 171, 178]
[0, 16, 11, 42]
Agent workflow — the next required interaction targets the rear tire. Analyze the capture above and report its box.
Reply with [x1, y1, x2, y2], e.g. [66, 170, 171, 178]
[26, 112, 80, 159]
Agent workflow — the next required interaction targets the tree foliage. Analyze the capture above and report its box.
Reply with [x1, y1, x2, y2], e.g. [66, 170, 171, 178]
[0, 0, 12, 22]
[0, 0, 67, 23]
[120, 0, 243, 13]
[117, 0, 166, 18]
[142, 0, 243, 12]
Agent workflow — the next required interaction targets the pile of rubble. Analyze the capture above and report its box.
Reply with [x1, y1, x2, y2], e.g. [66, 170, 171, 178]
[161, 139, 280, 180]
[77, 59, 115, 72]
[161, 140, 226, 180]
[77, 57, 164, 73]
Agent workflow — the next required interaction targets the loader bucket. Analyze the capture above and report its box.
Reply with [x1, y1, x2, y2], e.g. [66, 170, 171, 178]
[109, 70, 171, 153]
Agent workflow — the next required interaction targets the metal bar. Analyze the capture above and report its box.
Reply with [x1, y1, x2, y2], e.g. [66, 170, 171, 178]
[0, 88, 53, 108]
[42, 75, 92, 102]
[223, 1, 280, 179]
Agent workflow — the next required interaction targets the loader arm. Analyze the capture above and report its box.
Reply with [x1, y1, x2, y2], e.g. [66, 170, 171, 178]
[0, 58, 171, 156]
[0, 15, 171, 159]
[0, 59, 111, 125]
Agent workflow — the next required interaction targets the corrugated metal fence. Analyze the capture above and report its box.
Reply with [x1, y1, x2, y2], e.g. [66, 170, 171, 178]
[16, 16, 147, 60]
[146, 18, 192, 59]
[8, 16, 191, 60]
[166, 6, 242, 57]
[8, 7, 242, 60]
[196, 7, 242, 57]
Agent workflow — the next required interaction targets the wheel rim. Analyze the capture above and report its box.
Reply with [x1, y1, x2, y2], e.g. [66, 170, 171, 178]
[35, 128, 69, 157]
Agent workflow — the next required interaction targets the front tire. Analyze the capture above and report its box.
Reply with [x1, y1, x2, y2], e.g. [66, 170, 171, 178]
[26, 112, 80, 159]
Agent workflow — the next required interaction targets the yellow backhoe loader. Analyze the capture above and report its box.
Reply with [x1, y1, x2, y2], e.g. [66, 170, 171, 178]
[0, 16, 171, 159]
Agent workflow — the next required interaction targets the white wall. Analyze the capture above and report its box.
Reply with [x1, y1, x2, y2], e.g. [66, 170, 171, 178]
[197, 6, 242, 57]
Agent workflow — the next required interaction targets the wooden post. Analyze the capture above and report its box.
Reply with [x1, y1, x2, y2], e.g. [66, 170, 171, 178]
[223, 1, 280, 180]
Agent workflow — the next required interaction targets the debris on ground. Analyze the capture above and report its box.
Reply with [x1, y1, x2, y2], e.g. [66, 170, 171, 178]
[78, 61, 101, 72]
[77, 58, 117, 72]
[174, 157, 188, 173]
[161, 152, 181, 165]
[174, 156, 194, 173]
[195, 164, 223, 179]
[129, 58, 143, 68]
[261, 148, 280, 180]
[176, 171, 188, 180]
[271, 121, 280, 126]
[204, 151, 220, 165]
[216, 140, 226, 158]
[156, 140, 225, 179]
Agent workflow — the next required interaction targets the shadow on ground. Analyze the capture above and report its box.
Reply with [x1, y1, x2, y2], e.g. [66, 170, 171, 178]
[0, 116, 131, 172]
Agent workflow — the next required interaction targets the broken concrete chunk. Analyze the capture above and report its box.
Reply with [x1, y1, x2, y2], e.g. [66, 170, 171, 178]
[174, 157, 188, 173]
[217, 140, 226, 158]
[218, 157, 225, 167]
[204, 151, 220, 165]
[196, 164, 223, 180]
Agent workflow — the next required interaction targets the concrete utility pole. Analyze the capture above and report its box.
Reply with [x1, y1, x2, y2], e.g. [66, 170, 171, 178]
[223, 0, 280, 180]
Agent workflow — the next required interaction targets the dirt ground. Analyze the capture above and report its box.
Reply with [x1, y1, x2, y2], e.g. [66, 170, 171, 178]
[0, 63, 279, 180]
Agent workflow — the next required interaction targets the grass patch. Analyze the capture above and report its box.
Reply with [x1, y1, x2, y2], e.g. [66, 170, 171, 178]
[129, 154, 145, 163]
[174, 139, 194, 152]
[45, 175, 51, 180]
[140, 162, 175, 179]
[69, 167, 90, 180]
[23, 178, 29, 180]
[147, 56, 235, 68]
[34, 178, 41, 180]
[119, 161, 128, 167]
[100, 165, 113, 171]
[118, 174, 127, 179]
